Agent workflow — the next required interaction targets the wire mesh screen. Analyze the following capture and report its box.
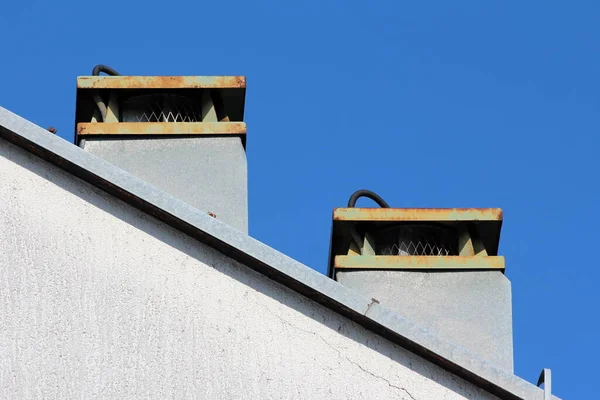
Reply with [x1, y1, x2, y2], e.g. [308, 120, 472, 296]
[375, 224, 458, 256]
[122, 94, 202, 123]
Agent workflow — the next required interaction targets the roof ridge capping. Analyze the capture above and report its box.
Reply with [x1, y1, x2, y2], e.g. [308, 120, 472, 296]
[0, 106, 559, 400]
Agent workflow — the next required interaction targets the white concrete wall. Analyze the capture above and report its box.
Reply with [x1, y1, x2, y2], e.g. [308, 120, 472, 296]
[0, 139, 499, 400]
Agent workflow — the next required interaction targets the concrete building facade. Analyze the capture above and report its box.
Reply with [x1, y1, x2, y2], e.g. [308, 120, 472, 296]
[1, 138, 496, 399]
[0, 86, 557, 400]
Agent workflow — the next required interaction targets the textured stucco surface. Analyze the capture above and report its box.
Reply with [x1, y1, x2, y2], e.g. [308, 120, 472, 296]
[81, 136, 248, 233]
[336, 270, 514, 373]
[0, 139, 498, 399]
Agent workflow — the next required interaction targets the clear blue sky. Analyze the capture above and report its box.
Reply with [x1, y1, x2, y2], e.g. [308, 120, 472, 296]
[1, 1, 597, 398]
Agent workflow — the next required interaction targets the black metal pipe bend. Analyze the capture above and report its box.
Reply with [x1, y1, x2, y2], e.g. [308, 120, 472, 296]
[91, 65, 121, 122]
[92, 65, 120, 77]
[347, 189, 390, 208]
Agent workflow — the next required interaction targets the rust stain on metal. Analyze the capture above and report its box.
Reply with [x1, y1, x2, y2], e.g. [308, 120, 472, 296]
[77, 122, 247, 136]
[208, 212, 217, 218]
[77, 76, 246, 89]
[47, 127, 57, 134]
[333, 207, 503, 222]
[491, 208, 503, 220]
[334, 255, 506, 270]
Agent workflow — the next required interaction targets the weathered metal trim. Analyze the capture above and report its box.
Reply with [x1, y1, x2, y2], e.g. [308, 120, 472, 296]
[77, 122, 247, 136]
[0, 106, 560, 400]
[334, 255, 505, 271]
[77, 76, 246, 89]
[333, 207, 503, 222]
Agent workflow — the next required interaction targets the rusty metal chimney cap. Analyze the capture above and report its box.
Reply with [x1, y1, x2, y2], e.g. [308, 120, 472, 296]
[332, 207, 503, 222]
[328, 207, 504, 278]
[76, 75, 246, 90]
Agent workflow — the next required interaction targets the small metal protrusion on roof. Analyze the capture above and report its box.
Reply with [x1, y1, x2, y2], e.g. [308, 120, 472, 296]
[47, 127, 57, 134]
[208, 212, 217, 218]
[537, 368, 552, 400]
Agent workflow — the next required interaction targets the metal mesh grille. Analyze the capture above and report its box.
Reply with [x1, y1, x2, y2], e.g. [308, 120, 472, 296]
[375, 225, 457, 256]
[122, 94, 201, 123]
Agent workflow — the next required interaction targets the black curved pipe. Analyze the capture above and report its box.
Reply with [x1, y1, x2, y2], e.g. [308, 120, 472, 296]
[347, 189, 390, 208]
[92, 65, 121, 76]
[90, 65, 120, 122]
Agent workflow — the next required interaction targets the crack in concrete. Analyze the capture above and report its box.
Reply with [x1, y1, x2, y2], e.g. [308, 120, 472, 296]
[262, 304, 418, 399]
[262, 305, 344, 355]
[344, 356, 417, 400]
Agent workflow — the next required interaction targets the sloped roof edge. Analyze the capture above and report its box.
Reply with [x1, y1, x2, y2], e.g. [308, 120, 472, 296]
[0, 106, 556, 400]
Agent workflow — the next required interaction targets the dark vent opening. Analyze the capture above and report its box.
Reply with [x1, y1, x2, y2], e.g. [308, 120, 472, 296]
[122, 93, 202, 123]
[373, 224, 458, 256]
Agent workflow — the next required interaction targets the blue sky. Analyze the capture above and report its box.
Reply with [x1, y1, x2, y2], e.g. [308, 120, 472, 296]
[2, 1, 598, 398]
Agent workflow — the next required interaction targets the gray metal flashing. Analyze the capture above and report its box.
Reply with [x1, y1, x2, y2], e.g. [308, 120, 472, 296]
[0, 106, 558, 400]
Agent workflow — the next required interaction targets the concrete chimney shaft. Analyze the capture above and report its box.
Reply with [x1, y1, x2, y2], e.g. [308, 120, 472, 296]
[328, 207, 513, 372]
[75, 75, 248, 233]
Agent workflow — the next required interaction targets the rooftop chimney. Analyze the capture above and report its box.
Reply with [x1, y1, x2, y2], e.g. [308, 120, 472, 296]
[75, 67, 248, 232]
[328, 190, 512, 372]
